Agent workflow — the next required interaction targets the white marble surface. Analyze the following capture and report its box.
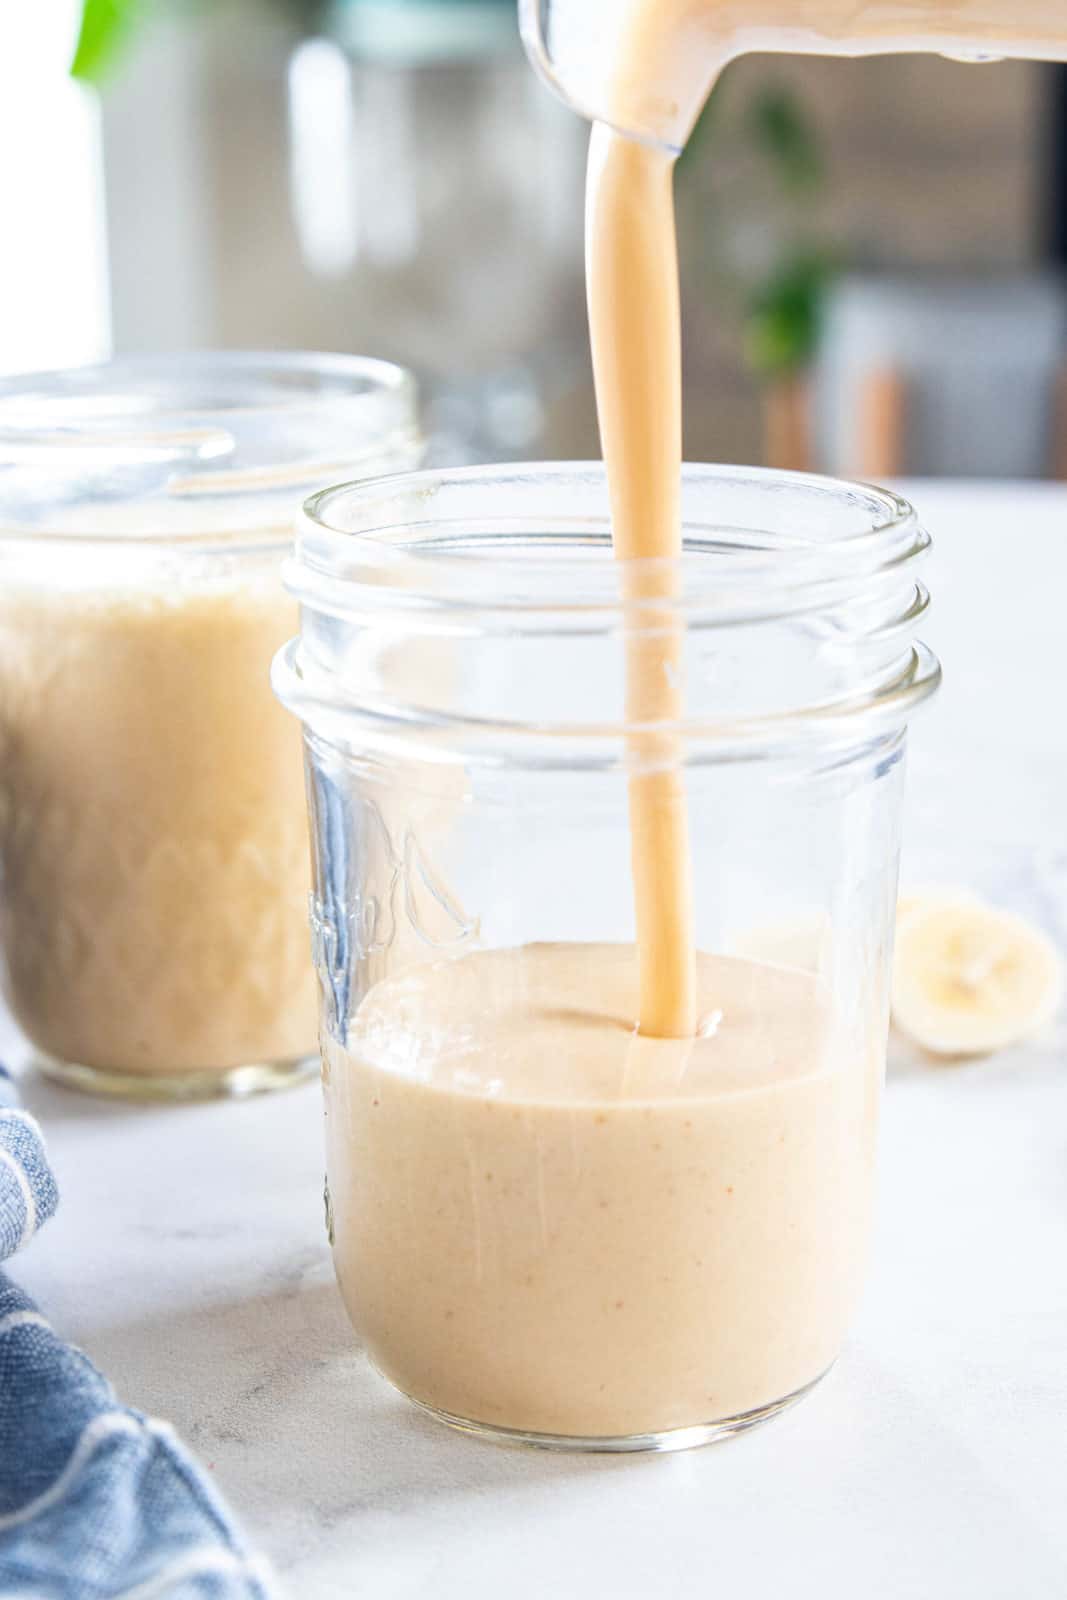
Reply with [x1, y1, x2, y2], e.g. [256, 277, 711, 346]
[6, 481, 1067, 1599]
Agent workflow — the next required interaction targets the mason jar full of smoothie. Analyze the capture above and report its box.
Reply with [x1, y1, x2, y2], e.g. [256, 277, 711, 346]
[0, 353, 419, 1100]
[274, 461, 940, 1449]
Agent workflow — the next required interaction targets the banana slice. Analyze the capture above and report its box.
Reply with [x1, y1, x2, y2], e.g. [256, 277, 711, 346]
[896, 886, 984, 931]
[892, 899, 1063, 1057]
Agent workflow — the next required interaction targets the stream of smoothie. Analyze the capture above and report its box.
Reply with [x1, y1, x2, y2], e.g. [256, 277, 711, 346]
[587, 0, 1067, 1040]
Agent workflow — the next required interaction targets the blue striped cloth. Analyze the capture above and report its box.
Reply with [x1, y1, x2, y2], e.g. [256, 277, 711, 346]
[0, 1065, 276, 1599]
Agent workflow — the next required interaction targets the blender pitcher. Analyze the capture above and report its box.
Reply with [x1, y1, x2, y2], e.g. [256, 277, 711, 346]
[520, 0, 1067, 151]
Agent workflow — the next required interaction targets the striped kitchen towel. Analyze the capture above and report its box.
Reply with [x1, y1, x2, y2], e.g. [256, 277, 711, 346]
[0, 1064, 58, 1261]
[0, 1065, 276, 1600]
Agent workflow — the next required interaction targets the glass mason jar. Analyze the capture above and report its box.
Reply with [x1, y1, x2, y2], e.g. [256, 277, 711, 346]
[0, 352, 419, 1101]
[273, 462, 940, 1450]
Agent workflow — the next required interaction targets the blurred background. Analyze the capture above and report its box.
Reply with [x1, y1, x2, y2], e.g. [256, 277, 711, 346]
[3, 0, 1067, 476]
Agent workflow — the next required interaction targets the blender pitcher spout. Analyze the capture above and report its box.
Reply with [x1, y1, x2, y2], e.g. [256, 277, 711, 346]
[518, 0, 702, 152]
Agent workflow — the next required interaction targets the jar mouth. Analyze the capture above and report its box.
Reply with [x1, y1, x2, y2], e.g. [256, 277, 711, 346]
[293, 461, 927, 626]
[278, 462, 940, 768]
[338, 0, 520, 65]
[0, 351, 420, 546]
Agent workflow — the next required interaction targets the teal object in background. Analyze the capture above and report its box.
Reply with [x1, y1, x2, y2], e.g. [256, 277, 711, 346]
[332, 0, 517, 63]
[71, 0, 517, 84]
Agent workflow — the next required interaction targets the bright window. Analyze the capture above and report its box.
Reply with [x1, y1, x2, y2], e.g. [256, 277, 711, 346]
[0, 1, 110, 377]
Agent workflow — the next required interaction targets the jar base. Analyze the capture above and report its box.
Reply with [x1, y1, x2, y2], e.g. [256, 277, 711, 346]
[34, 1049, 319, 1103]
[396, 1367, 832, 1454]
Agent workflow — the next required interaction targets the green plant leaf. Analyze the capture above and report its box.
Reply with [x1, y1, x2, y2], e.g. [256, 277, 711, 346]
[744, 250, 838, 377]
[71, 0, 145, 83]
[748, 86, 824, 191]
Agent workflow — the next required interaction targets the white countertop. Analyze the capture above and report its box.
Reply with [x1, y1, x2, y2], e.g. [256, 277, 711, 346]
[7, 481, 1067, 1599]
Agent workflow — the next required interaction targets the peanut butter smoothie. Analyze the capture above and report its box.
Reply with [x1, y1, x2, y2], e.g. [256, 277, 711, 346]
[0, 565, 313, 1082]
[326, 944, 877, 1439]
[0, 354, 418, 1096]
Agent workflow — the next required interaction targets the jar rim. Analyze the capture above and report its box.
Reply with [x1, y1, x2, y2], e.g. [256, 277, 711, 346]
[293, 461, 926, 625]
[277, 462, 941, 768]
[0, 351, 419, 547]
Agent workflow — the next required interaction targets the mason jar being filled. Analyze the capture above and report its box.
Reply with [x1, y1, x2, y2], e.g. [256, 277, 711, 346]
[274, 461, 940, 1449]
